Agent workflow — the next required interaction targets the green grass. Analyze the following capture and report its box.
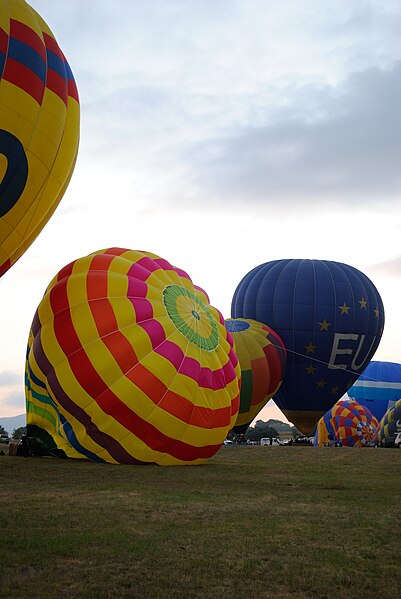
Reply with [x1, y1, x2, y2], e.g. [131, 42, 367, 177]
[0, 446, 400, 599]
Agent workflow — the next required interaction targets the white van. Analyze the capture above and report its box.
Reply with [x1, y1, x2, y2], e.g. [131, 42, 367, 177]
[260, 437, 281, 446]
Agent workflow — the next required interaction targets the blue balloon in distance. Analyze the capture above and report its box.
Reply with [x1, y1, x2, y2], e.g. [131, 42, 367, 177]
[231, 259, 385, 434]
[347, 361, 401, 422]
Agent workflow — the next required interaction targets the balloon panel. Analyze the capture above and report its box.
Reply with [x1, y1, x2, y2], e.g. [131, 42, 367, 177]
[224, 318, 286, 433]
[25, 248, 241, 465]
[347, 361, 401, 422]
[232, 259, 384, 433]
[375, 398, 401, 444]
[0, 0, 80, 276]
[313, 398, 378, 447]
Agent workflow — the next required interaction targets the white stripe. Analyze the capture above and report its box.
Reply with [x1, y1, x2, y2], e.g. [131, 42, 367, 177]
[352, 381, 401, 389]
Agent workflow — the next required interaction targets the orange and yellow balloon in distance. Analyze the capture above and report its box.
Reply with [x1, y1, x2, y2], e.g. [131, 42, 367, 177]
[25, 248, 241, 465]
[0, 0, 79, 277]
[224, 318, 287, 434]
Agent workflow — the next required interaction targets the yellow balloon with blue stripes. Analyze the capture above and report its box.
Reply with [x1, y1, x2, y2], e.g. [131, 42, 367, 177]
[0, 0, 79, 276]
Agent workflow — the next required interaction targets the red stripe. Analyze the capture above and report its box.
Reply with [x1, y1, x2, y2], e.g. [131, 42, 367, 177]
[0, 258, 11, 277]
[0, 27, 8, 55]
[86, 269, 140, 373]
[50, 276, 227, 461]
[3, 57, 44, 103]
[42, 32, 58, 54]
[57, 259, 76, 282]
[10, 19, 46, 61]
[67, 76, 79, 102]
[125, 363, 232, 428]
[46, 68, 68, 105]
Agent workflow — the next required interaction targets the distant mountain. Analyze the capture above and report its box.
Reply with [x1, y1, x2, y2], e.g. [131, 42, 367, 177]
[0, 414, 26, 435]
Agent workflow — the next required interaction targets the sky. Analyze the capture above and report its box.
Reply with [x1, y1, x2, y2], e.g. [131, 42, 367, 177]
[0, 0, 400, 422]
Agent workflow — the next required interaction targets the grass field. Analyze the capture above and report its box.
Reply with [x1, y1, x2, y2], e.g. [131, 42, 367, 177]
[0, 445, 400, 599]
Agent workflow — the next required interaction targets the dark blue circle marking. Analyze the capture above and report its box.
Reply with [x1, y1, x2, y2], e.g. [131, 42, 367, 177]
[0, 129, 28, 218]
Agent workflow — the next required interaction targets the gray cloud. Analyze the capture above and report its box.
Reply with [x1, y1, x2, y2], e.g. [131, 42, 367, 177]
[0, 371, 20, 387]
[187, 63, 401, 209]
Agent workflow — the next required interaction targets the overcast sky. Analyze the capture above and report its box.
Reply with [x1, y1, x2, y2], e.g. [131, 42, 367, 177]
[0, 0, 400, 420]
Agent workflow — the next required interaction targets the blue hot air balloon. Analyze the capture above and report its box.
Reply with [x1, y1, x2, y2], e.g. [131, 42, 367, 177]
[347, 361, 401, 422]
[231, 259, 385, 433]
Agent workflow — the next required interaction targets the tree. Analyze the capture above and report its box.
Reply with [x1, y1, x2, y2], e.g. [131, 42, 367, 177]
[245, 421, 279, 443]
[0, 425, 7, 436]
[12, 426, 26, 440]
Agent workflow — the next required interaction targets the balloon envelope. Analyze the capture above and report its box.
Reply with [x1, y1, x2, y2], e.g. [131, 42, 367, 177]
[224, 318, 286, 434]
[375, 398, 401, 445]
[231, 259, 384, 433]
[347, 361, 401, 422]
[25, 248, 241, 465]
[313, 398, 378, 447]
[0, 0, 80, 276]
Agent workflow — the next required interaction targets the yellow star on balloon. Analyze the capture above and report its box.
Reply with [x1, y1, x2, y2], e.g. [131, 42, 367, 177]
[338, 303, 350, 315]
[305, 364, 317, 375]
[330, 386, 339, 394]
[318, 319, 331, 331]
[358, 298, 367, 309]
[374, 307, 379, 318]
[305, 341, 316, 354]
[316, 379, 327, 389]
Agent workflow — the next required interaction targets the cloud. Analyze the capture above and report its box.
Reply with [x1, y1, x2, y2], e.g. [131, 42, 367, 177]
[369, 256, 401, 278]
[0, 371, 20, 387]
[186, 63, 401, 209]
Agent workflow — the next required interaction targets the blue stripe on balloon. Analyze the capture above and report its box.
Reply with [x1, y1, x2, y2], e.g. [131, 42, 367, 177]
[46, 48, 67, 81]
[8, 37, 46, 83]
[60, 414, 105, 463]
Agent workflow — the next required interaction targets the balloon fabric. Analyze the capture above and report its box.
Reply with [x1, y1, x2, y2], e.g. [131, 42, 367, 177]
[231, 259, 384, 434]
[313, 398, 379, 447]
[347, 361, 401, 422]
[224, 318, 286, 434]
[25, 248, 241, 465]
[0, 0, 79, 277]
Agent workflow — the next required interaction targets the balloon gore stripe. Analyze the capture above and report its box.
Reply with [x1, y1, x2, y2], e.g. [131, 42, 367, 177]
[26, 248, 241, 465]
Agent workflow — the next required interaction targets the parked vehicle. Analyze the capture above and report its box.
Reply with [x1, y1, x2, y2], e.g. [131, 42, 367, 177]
[260, 437, 281, 446]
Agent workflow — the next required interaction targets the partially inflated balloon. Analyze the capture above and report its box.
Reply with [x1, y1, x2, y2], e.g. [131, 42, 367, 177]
[347, 361, 401, 422]
[0, 0, 79, 276]
[232, 259, 384, 434]
[313, 398, 378, 447]
[25, 248, 240, 465]
[375, 398, 401, 446]
[224, 318, 286, 434]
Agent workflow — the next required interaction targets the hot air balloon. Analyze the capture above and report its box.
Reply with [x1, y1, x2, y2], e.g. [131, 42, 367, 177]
[25, 248, 241, 465]
[231, 259, 384, 434]
[224, 318, 286, 434]
[375, 398, 401, 447]
[0, 0, 80, 277]
[313, 398, 378, 447]
[347, 361, 401, 422]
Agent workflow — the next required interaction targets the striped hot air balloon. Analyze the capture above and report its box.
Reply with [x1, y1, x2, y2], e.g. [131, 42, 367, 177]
[313, 398, 378, 447]
[25, 248, 241, 465]
[0, 0, 79, 277]
[224, 318, 286, 434]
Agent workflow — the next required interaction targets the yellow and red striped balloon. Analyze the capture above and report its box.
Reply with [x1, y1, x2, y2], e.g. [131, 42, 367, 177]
[224, 318, 286, 433]
[25, 248, 241, 465]
[0, 0, 80, 277]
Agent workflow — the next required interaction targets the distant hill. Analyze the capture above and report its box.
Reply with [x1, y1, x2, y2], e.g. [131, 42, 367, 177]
[254, 418, 296, 433]
[0, 414, 26, 435]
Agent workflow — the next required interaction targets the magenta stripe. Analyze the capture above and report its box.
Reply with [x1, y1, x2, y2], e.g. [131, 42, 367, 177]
[155, 339, 238, 390]
[129, 297, 153, 322]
